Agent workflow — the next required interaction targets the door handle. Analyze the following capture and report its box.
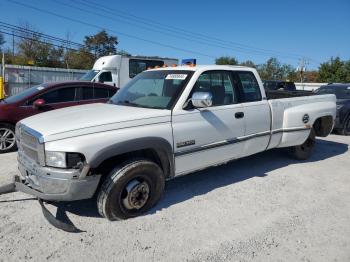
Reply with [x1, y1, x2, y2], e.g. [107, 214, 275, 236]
[235, 112, 244, 119]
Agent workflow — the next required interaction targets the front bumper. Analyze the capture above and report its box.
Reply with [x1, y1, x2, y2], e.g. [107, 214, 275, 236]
[17, 151, 101, 201]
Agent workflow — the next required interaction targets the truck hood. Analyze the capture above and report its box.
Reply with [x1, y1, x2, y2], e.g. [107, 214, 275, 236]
[20, 103, 171, 142]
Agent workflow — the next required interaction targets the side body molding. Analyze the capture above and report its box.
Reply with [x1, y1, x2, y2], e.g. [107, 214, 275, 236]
[89, 137, 175, 178]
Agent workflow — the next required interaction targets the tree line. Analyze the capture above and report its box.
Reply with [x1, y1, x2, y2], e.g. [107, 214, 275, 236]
[0, 25, 349, 83]
[0, 23, 126, 70]
[215, 56, 350, 83]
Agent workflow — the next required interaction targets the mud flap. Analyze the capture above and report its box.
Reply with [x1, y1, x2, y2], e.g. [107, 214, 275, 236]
[38, 199, 83, 233]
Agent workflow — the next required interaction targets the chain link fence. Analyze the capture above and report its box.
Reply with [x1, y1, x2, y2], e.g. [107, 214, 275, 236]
[0, 64, 88, 96]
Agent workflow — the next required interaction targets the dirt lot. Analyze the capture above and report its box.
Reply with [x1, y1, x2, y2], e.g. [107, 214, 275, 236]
[0, 134, 349, 262]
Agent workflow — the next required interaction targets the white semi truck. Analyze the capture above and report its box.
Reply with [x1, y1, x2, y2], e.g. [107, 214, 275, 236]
[80, 55, 178, 88]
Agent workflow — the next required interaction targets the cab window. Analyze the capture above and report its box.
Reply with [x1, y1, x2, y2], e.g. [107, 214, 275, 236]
[236, 72, 262, 102]
[192, 71, 238, 106]
[99, 72, 112, 83]
[129, 59, 164, 78]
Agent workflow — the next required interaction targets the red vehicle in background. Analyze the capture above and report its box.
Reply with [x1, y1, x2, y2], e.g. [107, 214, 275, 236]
[0, 81, 118, 153]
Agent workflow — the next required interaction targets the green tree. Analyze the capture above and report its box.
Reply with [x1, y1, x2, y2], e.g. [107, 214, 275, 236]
[317, 57, 350, 83]
[240, 60, 256, 68]
[84, 30, 118, 59]
[65, 48, 94, 69]
[257, 57, 296, 80]
[215, 56, 238, 65]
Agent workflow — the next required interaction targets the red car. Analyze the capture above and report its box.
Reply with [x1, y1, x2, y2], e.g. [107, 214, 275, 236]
[0, 81, 118, 153]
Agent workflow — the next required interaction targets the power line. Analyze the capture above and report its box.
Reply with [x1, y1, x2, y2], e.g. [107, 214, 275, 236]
[0, 30, 79, 51]
[0, 21, 85, 49]
[6, 0, 216, 59]
[73, 0, 308, 60]
[51, 0, 301, 60]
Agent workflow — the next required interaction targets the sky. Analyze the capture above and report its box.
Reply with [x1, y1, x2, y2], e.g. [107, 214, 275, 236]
[0, 0, 349, 69]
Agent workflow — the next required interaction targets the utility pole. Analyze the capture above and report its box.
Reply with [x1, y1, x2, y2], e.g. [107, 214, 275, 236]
[12, 31, 15, 57]
[297, 58, 308, 90]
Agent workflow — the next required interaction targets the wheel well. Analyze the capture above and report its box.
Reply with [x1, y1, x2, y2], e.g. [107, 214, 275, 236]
[92, 148, 172, 180]
[313, 116, 333, 137]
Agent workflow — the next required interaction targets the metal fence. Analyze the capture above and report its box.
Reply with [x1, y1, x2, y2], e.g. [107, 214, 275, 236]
[0, 64, 88, 96]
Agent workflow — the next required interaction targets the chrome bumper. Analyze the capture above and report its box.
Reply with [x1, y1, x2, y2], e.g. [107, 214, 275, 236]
[17, 151, 101, 201]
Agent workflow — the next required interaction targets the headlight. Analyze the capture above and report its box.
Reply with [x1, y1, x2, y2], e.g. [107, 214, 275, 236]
[45, 151, 85, 169]
[45, 151, 67, 168]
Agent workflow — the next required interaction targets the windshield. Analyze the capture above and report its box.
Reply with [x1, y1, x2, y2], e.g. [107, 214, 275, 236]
[109, 70, 193, 109]
[316, 86, 350, 99]
[4, 85, 45, 103]
[80, 70, 100, 81]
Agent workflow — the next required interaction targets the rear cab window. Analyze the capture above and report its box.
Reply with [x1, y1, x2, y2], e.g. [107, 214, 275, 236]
[236, 71, 262, 102]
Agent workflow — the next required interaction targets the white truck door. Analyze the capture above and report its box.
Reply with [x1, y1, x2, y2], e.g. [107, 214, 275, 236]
[97, 71, 115, 86]
[234, 71, 271, 157]
[172, 70, 245, 176]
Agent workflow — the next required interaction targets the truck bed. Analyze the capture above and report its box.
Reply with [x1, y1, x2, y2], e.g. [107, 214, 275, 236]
[265, 89, 314, 99]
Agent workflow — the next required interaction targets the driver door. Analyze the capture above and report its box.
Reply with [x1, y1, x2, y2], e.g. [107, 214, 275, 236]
[172, 70, 245, 176]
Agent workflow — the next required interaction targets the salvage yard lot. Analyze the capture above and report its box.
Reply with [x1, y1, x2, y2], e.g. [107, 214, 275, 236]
[0, 134, 350, 262]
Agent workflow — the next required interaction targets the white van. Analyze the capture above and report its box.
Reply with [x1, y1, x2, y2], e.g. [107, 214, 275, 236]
[80, 55, 178, 88]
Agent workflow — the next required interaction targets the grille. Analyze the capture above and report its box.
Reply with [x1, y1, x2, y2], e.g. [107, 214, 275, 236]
[21, 130, 38, 148]
[19, 128, 39, 163]
[22, 144, 39, 163]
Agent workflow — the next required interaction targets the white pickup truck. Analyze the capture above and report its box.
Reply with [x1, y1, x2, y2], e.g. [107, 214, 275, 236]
[3, 65, 336, 225]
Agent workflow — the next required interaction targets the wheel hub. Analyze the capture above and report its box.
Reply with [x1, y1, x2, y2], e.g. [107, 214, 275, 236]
[122, 180, 150, 210]
[0, 128, 16, 151]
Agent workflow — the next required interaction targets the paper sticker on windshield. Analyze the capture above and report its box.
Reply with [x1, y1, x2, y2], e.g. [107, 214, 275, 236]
[37, 86, 45, 90]
[166, 74, 187, 80]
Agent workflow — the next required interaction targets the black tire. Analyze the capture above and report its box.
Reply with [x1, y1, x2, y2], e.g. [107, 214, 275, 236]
[339, 116, 350, 136]
[0, 123, 17, 154]
[289, 128, 316, 160]
[97, 158, 165, 220]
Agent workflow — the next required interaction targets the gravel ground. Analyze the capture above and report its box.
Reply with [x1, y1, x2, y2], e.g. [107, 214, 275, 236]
[0, 134, 349, 262]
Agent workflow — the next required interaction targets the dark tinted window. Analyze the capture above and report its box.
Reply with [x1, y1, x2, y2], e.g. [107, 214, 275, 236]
[192, 71, 238, 106]
[336, 87, 350, 99]
[129, 59, 164, 78]
[317, 86, 350, 99]
[237, 72, 262, 102]
[99, 72, 112, 83]
[37, 87, 76, 104]
[284, 82, 296, 91]
[109, 88, 117, 97]
[81, 86, 94, 100]
[94, 87, 109, 99]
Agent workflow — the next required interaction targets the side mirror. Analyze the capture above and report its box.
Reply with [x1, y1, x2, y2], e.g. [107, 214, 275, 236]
[191, 92, 213, 108]
[33, 99, 46, 109]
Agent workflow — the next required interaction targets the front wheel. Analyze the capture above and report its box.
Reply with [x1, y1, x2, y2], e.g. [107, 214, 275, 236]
[289, 128, 316, 160]
[97, 158, 165, 220]
[0, 123, 17, 154]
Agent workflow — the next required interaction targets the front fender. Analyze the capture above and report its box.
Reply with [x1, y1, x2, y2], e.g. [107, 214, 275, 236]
[89, 137, 174, 177]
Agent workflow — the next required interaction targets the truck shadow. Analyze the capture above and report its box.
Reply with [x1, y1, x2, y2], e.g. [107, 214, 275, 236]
[58, 138, 348, 219]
